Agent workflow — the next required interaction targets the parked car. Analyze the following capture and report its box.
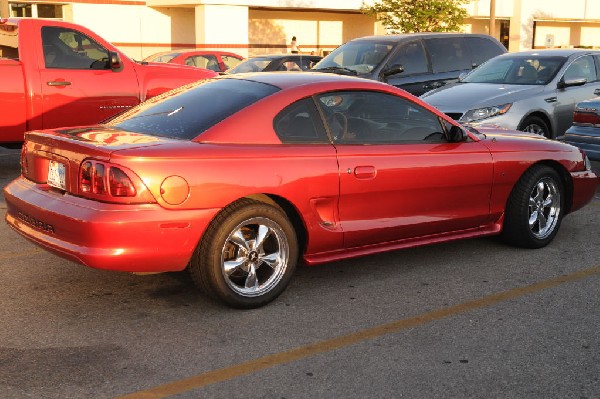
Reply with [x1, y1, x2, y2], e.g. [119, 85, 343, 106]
[312, 33, 506, 96]
[226, 54, 322, 73]
[0, 18, 217, 147]
[143, 50, 244, 73]
[421, 49, 600, 139]
[4, 73, 598, 308]
[559, 98, 600, 160]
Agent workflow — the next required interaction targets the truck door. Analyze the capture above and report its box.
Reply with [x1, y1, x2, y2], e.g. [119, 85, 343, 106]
[39, 26, 140, 129]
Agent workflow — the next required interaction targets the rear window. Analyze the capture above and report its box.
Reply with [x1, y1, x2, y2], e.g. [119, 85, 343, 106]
[107, 79, 279, 139]
[0, 23, 19, 59]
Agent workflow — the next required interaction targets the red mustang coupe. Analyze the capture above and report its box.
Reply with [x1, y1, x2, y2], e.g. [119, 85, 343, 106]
[4, 73, 598, 308]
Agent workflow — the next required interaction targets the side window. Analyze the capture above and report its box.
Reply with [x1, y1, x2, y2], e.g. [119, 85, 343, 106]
[386, 41, 429, 75]
[273, 98, 328, 143]
[300, 58, 319, 70]
[42, 26, 110, 69]
[563, 56, 597, 83]
[0, 24, 19, 60]
[464, 37, 505, 68]
[316, 91, 446, 144]
[221, 55, 242, 69]
[280, 60, 303, 71]
[188, 55, 219, 71]
[425, 37, 471, 73]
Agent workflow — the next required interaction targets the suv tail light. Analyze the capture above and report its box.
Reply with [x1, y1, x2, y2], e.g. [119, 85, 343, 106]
[78, 160, 154, 203]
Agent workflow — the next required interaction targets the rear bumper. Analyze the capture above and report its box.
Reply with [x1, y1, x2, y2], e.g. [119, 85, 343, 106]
[3, 177, 219, 272]
[569, 170, 599, 213]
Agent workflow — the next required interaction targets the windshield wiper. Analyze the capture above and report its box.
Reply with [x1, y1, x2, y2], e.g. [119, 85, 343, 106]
[313, 66, 358, 75]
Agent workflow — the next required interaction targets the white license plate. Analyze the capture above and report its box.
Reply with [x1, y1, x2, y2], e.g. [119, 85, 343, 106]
[47, 160, 66, 190]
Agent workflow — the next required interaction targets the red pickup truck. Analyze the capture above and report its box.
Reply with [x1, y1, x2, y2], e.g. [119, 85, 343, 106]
[0, 18, 217, 146]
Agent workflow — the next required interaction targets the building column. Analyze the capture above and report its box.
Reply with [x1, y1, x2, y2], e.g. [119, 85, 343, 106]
[194, 4, 249, 57]
[508, 0, 523, 51]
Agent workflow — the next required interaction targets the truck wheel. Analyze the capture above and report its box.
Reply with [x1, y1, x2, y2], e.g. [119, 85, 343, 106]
[189, 199, 298, 308]
[501, 165, 563, 248]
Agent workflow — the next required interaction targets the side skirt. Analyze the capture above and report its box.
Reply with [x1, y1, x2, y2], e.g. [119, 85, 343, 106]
[303, 222, 503, 266]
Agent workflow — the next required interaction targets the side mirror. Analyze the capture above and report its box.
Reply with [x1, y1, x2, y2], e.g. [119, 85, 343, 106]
[558, 77, 586, 89]
[447, 125, 467, 143]
[381, 63, 404, 78]
[109, 52, 123, 72]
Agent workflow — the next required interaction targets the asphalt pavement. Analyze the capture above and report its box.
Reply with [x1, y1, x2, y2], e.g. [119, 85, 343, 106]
[0, 146, 599, 398]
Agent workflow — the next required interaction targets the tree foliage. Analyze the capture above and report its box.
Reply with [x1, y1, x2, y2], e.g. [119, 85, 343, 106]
[361, 0, 470, 33]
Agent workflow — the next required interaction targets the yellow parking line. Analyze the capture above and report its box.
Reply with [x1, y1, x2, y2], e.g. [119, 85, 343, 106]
[0, 248, 42, 261]
[118, 265, 600, 399]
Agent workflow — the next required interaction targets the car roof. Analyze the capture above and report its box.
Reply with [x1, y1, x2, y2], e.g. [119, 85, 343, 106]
[497, 48, 600, 57]
[145, 49, 242, 59]
[220, 71, 386, 90]
[247, 54, 321, 60]
[349, 33, 496, 42]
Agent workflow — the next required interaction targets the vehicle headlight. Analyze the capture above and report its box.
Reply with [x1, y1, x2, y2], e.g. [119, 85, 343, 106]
[460, 103, 512, 123]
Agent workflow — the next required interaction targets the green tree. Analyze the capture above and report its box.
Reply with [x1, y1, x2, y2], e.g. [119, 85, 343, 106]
[361, 0, 470, 33]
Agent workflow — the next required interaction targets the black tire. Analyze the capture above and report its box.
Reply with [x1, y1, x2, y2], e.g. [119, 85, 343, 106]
[501, 165, 564, 248]
[518, 116, 552, 139]
[189, 199, 298, 308]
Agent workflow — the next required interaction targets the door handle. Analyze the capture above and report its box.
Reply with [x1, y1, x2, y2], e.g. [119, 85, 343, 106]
[47, 81, 71, 86]
[352, 165, 377, 179]
[594, 89, 600, 96]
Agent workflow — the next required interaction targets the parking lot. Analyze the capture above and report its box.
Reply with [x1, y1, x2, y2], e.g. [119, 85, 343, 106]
[1, 146, 599, 398]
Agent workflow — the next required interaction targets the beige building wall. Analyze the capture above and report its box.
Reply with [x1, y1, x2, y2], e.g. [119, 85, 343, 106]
[248, 9, 382, 56]
[467, 0, 600, 51]
[11, 0, 600, 58]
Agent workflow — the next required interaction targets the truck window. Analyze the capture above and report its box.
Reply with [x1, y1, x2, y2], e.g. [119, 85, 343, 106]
[0, 24, 19, 60]
[42, 26, 110, 70]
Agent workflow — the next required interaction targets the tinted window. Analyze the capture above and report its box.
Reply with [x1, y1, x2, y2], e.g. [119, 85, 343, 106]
[0, 24, 18, 59]
[316, 91, 445, 144]
[386, 41, 428, 75]
[464, 37, 505, 67]
[228, 57, 273, 73]
[187, 55, 219, 71]
[313, 40, 395, 75]
[108, 79, 279, 140]
[42, 26, 109, 69]
[425, 37, 471, 73]
[150, 53, 179, 63]
[274, 98, 328, 143]
[221, 55, 242, 69]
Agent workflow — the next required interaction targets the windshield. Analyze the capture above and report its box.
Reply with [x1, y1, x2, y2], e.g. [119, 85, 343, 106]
[313, 40, 394, 75]
[107, 78, 279, 140]
[463, 55, 566, 85]
[227, 57, 273, 73]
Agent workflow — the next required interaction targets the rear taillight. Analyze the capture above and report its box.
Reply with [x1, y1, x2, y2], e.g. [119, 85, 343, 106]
[573, 109, 600, 125]
[79, 160, 136, 198]
[109, 167, 136, 197]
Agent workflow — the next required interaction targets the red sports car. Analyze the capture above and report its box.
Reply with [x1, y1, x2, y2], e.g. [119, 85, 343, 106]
[3, 73, 598, 308]
[143, 50, 244, 72]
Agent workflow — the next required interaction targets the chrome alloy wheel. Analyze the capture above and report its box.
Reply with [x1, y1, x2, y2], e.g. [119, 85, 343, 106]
[522, 123, 546, 136]
[528, 177, 561, 239]
[220, 217, 289, 297]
